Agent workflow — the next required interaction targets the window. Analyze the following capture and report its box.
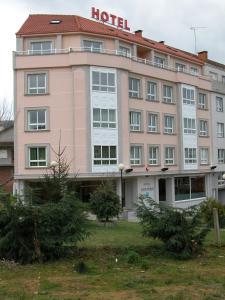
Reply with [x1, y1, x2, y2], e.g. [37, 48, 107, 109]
[130, 145, 142, 165]
[217, 122, 224, 138]
[184, 148, 197, 164]
[149, 146, 159, 165]
[0, 149, 8, 159]
[200, 148, 209, 165]
[190, 67, 198, 75]
[119, 46, 130, 57]
[93, 145, 117, 165]
[209, 71, 218, 81]
[129, 78, 140, 98]
[164, 115, 175, 134]
[30, 41, 52, 54]
[93, 108, 116, 128]
[165, 147, 175, 165]
[218, 149, 225, 164]
[199, 120, 208, 136]
[154, 56, 165, 68]
[28, 109, 47, 130]
[29, 146, 47, 167]
[129, 111, 141, 131]
[147, 81, 157, 101]
[222, 76, 225, 84]
[184, 118, 196, 134]
[163, 85, 173, 103]
[92, 71, 115, 92]
[198, 93, 207, 109]
[176, 63, 186, 72]
[27, 73, 47, 95]
[182, 87, 195, 105]
[216, 97, 223, 112]
[83, 40, 102, 52]
[175, 176, 205, 201]
[148, 113, 159, 133]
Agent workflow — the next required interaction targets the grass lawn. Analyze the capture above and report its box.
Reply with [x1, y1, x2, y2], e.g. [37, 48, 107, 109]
[1, 221, 225, 300]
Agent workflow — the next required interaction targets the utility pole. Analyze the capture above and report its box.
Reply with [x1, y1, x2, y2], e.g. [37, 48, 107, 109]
[190, 26, 207, 53]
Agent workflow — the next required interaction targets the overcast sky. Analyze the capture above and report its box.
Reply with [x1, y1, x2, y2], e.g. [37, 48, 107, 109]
[1, 0, 225, 105]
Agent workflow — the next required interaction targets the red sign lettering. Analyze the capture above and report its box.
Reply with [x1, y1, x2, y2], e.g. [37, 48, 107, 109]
[91, 7, 130, 31]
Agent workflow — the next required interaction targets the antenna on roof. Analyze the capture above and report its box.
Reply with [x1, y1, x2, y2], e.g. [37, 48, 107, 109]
[190, 26, 207, 53]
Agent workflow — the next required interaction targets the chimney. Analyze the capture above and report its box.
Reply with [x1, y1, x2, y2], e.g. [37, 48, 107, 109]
[198, 51, 208, 61]
[134, 30, 143, 38]
[159, 41, 164, 44]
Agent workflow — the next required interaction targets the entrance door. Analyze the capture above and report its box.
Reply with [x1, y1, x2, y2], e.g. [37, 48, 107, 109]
[159, 178, 166, 202]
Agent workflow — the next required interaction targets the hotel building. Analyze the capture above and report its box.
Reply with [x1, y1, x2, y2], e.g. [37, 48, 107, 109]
[13, 13, 225, 217]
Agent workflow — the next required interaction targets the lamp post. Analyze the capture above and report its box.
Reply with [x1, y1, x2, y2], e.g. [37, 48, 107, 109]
[118, 163, 125, 208]
[223, 174, 225, 180]
[50, 160, 58, 179]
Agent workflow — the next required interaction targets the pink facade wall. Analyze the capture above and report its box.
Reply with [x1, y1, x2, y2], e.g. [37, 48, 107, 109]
[14, 33, 212, 178]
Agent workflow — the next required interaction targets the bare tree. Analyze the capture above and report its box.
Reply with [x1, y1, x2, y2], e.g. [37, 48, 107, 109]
[0, 99, 13, 130]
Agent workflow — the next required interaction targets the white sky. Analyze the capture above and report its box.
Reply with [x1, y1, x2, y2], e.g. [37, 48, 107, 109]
[1, 0, 225, 105]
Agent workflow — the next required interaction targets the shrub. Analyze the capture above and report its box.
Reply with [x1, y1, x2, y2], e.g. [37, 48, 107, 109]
[90, 181, 121, 223]
[200, 197, 225, 228]
[0, 193, 88, 263]
[136, 196, 209, 259]
[126, 250, 141, 264]
[74, 260, 89, 273]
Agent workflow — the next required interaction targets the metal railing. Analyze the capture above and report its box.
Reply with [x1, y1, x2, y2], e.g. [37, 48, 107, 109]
[15, 47, 208, 79]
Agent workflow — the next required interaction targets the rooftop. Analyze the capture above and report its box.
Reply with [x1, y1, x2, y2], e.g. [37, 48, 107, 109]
[16, 14, 204, 65]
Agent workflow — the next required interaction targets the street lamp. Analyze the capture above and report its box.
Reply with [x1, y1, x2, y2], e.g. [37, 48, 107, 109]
[50, 160, 58, 178]
[222, 173, 225, 180]
[118, 163, 125, 208]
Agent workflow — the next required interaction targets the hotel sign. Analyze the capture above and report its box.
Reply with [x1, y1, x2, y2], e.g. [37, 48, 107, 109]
[91, 7, 130, 31]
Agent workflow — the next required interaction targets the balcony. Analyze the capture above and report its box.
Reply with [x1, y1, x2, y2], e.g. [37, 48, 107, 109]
[14, 47, 209, 80]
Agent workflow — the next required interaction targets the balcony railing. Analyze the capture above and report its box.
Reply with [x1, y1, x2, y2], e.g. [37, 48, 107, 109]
[15, 47, 208, 79]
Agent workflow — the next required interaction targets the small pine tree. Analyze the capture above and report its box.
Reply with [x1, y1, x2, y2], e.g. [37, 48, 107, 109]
[90, 181, 121, 223]
[0, 141, 89, 263]
[136, 196, 209, 259]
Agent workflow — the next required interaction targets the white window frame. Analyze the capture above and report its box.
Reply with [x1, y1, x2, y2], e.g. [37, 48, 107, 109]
[184, 148, 197, 164]
[198, 93, 207, 109]
[154, 56, 165, 68]
[92, 71, 116, 93]
[182, 87, 195, 105]
[93, 145, 117, 165]
[129, 77, 140, 98]
[163, 85, 173, 103]
[30, 41, 53, 55]
[83, 40, 102, 52]
[0, 149, 8, 159]
[93, 108, 116, 128]
[148, 113, 159, 133]
[199, 120, 208, 136]
[28, 146, 47, 167]
[190, 67, 199, 76]
[218, 149, 225, 164]
[216, 97, 223, 112]
[129, 111, 141, 131]
[200, 148, 209, 165]
[27, 109, 47, 131]
[119, 45, 131, 57]
[147, 81, 157, 101]
[165, 146, 175, 165]
[149, 145, 160, 165]
[130, 145, 142, 165]
[164, 115, 175, 134]
[176, 63, 186, 72]
[27, 73, 47, 95]
[217, 122, 224, 138]
[184, 118, 196, 134]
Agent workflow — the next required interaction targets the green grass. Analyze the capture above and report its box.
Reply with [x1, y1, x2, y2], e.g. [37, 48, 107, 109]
[1, 221, 225, 299]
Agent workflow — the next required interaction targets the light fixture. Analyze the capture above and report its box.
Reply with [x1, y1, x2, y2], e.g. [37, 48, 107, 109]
[125, 167, 133, 173]
[210, 165, 217, 170]
[118, 163, 125, 171]
[118, 163, 125, 208]
[222, 173, 225, 180]
[161, 167, 169, 172]
[50, 160, 58, 168]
